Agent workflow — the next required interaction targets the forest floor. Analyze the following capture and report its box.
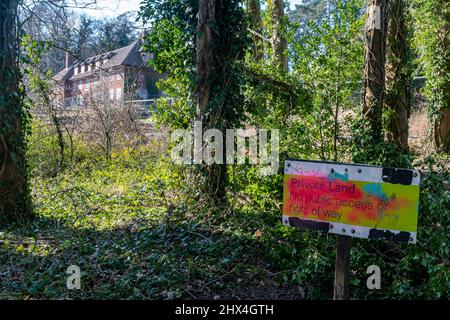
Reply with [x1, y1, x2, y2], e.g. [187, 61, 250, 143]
[0, 205, 305, 300]
[0, 145, 310, 300]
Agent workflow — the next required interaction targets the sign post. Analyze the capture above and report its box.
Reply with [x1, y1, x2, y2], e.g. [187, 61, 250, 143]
[282, 159, 420, 299]
[333, 235, 352, 300]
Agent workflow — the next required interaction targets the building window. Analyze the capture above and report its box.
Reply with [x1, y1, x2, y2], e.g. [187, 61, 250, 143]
[78, 80, 83, 90]
[116, 88, 122, 100]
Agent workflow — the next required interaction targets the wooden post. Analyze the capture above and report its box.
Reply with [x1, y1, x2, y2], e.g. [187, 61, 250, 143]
[333, 235, 352, 300]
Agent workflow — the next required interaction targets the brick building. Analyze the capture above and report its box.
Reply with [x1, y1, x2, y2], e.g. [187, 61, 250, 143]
[53, 34, 163, 107]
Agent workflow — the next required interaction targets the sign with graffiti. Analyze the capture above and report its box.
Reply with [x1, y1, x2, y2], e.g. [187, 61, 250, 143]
[282, 159, 420, 244]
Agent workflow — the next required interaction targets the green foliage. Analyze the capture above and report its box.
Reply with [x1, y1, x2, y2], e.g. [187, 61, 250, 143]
[411, 0, 449, 129]
[288, 0, 329, 32]
[243, 61, 312, 157]
[234, 1, 365, 227]
[139, 0, 197, 129]
[140, 0, 250, 132]
[21, 35, 68, 175]
[385, 0, 413, 104]
[290, 0, 364, 161]
[26, 121, 89, 177]
[21, 35, 53, 96]
[348, 116, 413, 168]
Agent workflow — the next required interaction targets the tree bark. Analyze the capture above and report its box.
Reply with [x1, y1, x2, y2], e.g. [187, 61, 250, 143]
[0, 0, 33, 225]
[434, 93, 450, 154]
[363, 0, 389, 142]
[433, 21, 450, 154]
[246, 0, 264, 60]
[196, 0, 215, 120]
[385, 0, 410, 149]
[195, 0, 227, 203]
[268, 0, 288, 71]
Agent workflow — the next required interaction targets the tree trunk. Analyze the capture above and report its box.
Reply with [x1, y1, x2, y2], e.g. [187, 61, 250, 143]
[363, 0, 389, 142]
[0, 0, 33, 225]
[268, 0, 288, 71]
[38, 79, 65, 173]
[246, 0, 263, 60]
[434, 95, 450, 154]
[433, 23, 450, 154]
[196, 0, 215, 120]
[50, 112, 65, 173]
[196, 0, 227, 203]
[385, 0, 410, 150]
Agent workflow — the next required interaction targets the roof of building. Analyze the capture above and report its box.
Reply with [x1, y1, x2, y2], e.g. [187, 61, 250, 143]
[53, 38, 151, 82]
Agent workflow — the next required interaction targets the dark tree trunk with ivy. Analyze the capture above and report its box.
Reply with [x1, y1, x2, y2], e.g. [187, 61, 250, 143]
[269, 0, 288, 71]
[363, 0, 389, 142]
[412, 0, 450, 154]
[196, 0, 248, 203]
[386, 0, 410, 150]
[196, 0, 223, 202]
[436, 106, 450, 154]
[196, 0, 215, 120]
[432, 21, 450, 154]
[246, 0, 263, 60]
[0, 0, 33, 225]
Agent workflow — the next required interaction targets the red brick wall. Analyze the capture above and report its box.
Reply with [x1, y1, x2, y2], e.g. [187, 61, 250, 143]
[58, 64, 163, 106]
[67, 67, 125, 103]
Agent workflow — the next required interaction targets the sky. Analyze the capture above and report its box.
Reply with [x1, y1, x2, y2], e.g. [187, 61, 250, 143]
[74, 0, 304, 18]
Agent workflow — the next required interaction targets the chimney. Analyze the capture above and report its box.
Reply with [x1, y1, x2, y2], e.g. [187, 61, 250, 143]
[65, 52, 74, 69]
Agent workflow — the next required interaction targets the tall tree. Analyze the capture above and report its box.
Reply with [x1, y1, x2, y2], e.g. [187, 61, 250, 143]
[195, 0, 249, 202]
[196, 0, 215, 120]
[362, 0, 389, 142]
[195, 0, 225, 202]
[98, 13, 139, 54]
[141, 0, 248, 203]
[412, 0, 449, 154]
[246, 0, 263, 60]
[74, 14, 97, 58]
[21, 2, 77, 73]
[268, 0, 288, 71]
[288, 0, 328, 31]
[385, 0, 410, 149]
[0, 0, 32, 225]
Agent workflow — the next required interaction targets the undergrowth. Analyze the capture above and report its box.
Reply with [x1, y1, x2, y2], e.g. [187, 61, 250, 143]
[0, 122, 448, 300]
